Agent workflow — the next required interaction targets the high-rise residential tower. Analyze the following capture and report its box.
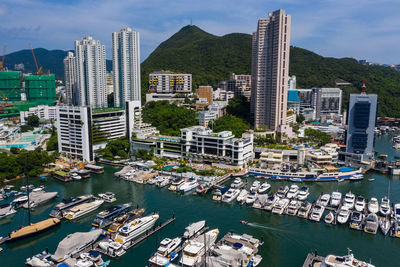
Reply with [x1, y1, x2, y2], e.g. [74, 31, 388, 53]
[112, 28, 141, 107]
[63, 52, 77, 105]
[251, 9, 291, 130]
[74, 36, 107, 108]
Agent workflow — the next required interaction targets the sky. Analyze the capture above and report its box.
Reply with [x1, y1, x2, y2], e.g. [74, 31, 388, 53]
[1, 0, 400, 64]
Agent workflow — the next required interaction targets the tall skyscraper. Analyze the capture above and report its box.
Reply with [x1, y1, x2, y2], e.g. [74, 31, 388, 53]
[63, 52, 77, 105]
[251, 9, 291, 130]
[112, 28, 141, 107]
[74, 36, 107, 108]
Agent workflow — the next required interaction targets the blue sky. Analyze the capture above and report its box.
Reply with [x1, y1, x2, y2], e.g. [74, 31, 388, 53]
[1, 0, 400, 64]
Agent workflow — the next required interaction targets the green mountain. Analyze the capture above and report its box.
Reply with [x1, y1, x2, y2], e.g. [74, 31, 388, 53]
[142, 25, 400, 117]
[3, 48, 112, 78]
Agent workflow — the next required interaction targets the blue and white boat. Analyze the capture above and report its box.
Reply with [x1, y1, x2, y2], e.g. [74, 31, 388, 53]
[92, 203, 131, 228]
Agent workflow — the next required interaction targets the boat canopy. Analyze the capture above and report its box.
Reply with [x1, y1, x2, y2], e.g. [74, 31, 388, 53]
[338, 167, 355, 172]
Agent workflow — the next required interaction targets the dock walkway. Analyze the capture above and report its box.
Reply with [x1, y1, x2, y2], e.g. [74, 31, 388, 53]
[302, 253, 325, 267]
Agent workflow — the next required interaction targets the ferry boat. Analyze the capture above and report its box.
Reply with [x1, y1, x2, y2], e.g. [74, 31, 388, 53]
[107, 208, 145, 233]
[50, 194, 93, 219]
[92, 203, 131, 228]
[114, 213, 159, 244]
[64, 199, 104, 220]
[248, 167, 362, 182]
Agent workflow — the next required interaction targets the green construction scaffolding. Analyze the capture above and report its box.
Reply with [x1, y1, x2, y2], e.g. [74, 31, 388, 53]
[0, 72, 22, 102]
[25, 74, 56, 105]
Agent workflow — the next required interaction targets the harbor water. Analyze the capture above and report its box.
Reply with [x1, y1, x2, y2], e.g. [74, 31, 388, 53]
[1, 134, 400, 266]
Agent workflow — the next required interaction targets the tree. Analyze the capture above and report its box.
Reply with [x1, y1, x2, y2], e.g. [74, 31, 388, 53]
[107, 92, 114, 107]
[26, 115, 40, 127]
[226, 96, 251, 125]
[209, 115, 250, 138]
[304, 128, 331, 146]
[46, 134, 58, 151]
[20, 125, 34, 133]
[296, 114, 305, 124]
[102, 137, 130, 160]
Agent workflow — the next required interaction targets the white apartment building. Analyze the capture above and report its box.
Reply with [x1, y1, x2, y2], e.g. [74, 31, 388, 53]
[63, 52, 77, 105]
[74, 36, 107, 108]
[91, 108, 126, 144]
[112, 28, 141, 107]
[149, 71, 192, 94]
[251, 9, 291, 130]
[20, 105, 57, 123]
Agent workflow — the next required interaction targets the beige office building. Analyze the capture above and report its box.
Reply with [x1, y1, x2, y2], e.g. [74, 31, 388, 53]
[251, 9, 291, 130]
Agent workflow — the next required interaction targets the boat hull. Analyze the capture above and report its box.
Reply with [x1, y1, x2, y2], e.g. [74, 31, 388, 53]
[5, 218, 61, 243]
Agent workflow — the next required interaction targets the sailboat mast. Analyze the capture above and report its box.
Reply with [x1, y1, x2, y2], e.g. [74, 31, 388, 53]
[25, 154, 31, 225]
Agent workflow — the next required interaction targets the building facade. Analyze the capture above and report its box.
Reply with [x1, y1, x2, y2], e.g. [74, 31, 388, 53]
[149, 71, 192, 94]
[251, 9, 291, 130]
[312, 88, 342, 120]
[20, 105, 57, 123]
[63, 52, 77, 105]
[112, 28, 141, 107]
[74, 36, 107, 108]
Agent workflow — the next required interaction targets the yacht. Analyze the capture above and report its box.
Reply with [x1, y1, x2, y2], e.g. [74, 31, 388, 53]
[230, 178, 244, 189]
[221, 188, 240, 203]
[330, 192, 342, 207]
[394, 203, 400, 220]
[50, 194, 93, 219]
[148, 254, 178, 267]
[349, 211, 364, 230]
[286, 199, 301, 216]
[349, 174, 364, 181]
[20, 185, 34, 192]
[263, 195, 278, 211]
[179, 229, 219, 267]
[22, 191, 58, 209]
[183, 220, 206, 239]
[364, 213, 379, 234]
[245, 192, 258, 205]
[51, 229, 103, 262]
[336, 207, 351, 224]
[71, 173, 82, 180]
[380, 197, 391, 216]
[249, 181, 261, 193]
[368, 198, 379, 214]
[317, 194, 330, 207]
[258, 182, 271, 194]
[64, 199, 104, 220]
[236, 189, 249, 204]
[342, 192, 355, 209]
[323, 251, 375, 267]
[0, 203, 16, 219]
[297, 186, 310, 201]
[286, 184, 299, 199]
[354, 196, 366, 212]
[324, 211, 334, 224]
[379, 216, 391, 236]
[107, 208, 145, 233]
[275, 185, 289, 198]
[297, 202, 312, 218]
[92, 203, 131, 228]
[98, 239, 126, 257]
[156, 237, 181, 257]
[114, 213, 159, 244]
[309, 204, 325, 222]
[157, 176, 171, 188]
[252, 194, 268, 209]
[168, 179, 184, 191]
[272, 198, 289, 215]
[98, 192, 116, 203]
[179, 178, 199, 193]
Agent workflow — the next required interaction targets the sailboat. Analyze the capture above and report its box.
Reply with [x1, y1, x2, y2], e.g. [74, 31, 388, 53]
[0, 160, 60, 245]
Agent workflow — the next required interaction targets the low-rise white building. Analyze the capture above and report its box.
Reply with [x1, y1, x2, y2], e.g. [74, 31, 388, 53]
[20, 105, 57, 123]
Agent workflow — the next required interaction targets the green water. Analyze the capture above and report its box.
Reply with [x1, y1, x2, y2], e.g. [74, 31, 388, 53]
[1, 134, 400, 266]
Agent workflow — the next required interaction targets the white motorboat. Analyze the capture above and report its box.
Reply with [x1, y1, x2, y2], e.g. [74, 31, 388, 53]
[72, 173, 82, 180]
[317, 194, 330, 207]
[297, 186, 310, 201]
[354, 196, 366, 212]
[297, 202, 312, 218]
[380, 197, 391, 216]
[64, 199, 104, 220]
[222, 188, 240, 203]
[180, 229, 219, 267]
[257, 182, 270, 194]
[156, 237, 181, 257]
[168, 179, 184, 191]
[230, 178, 244, 189]
[349, 211, 364, 230]
[114, 214, 159, 244]
[183, 220, 206, 239]
[324, 251, 375, 267]
[349, 174, 364, 181]
[272, 198, 289, 215]
[309, 204, 325, 222]
[252, 194, 268, 209]
[157, 176, 171, 188]
[236, 189, 249, 204]
[50, 194, 93, 219]
[98, 239, 126, 257]
[21, 185, 34, 192]
[275, 185, 289, 198]
[330, 192, 342, 207]
[179, 178, 199, 193]
[324, 211, 334, 224]
[245, 192, 258, 205]
[336, 207, 351, 224]
[379, 216, 391, 236]
[342, 192, 355, 209]
[368, 198, 379, 214]
[32, 186, 45, 192]
[0, 203, 16, 219]
[263, 195, 278, 211]
[286, 184, 299, 199]
[286, 199, 301, 216]
[98, 192, 116, 203]
[364, 213, 379, 234]
[249, 181, 261, 193]
[394, 203, 400, 220]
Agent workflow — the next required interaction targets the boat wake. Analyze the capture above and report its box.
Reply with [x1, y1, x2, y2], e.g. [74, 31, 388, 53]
[247, 222, 290, 233]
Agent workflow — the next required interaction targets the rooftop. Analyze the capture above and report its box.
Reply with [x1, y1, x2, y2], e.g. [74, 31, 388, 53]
[92, 107, 124, 114]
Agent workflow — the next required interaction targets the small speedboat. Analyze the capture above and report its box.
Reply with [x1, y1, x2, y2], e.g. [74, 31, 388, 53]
[240, 220, 248, 225]
[324, 211, 334, 224]
[354, 196, 366, 212]
[72, 173, 82, 180]
[98, 192, 116, 203]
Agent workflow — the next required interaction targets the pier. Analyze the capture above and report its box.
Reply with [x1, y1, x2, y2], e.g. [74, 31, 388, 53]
[302, 252, 325, 267]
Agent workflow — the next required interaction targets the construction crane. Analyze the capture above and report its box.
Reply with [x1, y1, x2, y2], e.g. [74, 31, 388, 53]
[29, 43, 42, 76]
[0, 44, 6, 72]
[0, 83, 18, 105]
